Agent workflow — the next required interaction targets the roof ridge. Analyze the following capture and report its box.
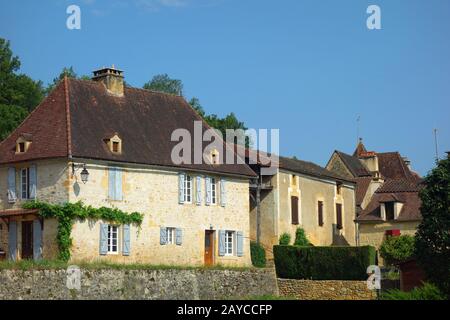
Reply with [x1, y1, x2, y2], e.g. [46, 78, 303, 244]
[64, 76, 72, 158]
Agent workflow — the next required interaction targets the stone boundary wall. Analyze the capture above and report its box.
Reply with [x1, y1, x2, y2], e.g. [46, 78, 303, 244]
[278, 279, 377, 300]
[0, 268, 277, 300]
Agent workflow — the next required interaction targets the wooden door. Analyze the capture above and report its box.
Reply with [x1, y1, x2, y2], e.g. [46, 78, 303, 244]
[204, 230, 214, 266]
[336, 203, 343, 230]
[21, 221, 33, 260]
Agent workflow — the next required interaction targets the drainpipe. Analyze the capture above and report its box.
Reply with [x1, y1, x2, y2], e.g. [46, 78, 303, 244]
[256, 175, 262, 244]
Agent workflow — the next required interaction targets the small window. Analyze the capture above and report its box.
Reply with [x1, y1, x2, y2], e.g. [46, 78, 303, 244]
[385, 202, 395, 220]
[225, 231, 235, 256]
[211, 178, 217, 205]
[18, 142, 25, 153]
[107, 225, 119, 254]
[184, 175, 192, 203]
[336, 203, 343, 230]
[21, 168, 30, 199]
[112, 141, 119, 153]
[291, 196, 299, 225]
[336, 183, 342, 195]
[167, 227, 175, 245]
[292, 175, 296, 185]
[318, 201, 324, 227]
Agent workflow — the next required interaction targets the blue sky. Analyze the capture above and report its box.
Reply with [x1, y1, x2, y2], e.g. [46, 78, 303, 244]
[1, 0, 449, 175]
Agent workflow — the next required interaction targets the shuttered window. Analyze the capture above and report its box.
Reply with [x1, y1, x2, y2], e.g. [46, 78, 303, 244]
[336, 203, 343, 230]
[108, 167, 123, 201]
[107, 225, 119, 253]
[225, 231, 234, 256]
[318, 201, 324, 227]
[291, 196, 299, 225]
[211, 178, 217, 205]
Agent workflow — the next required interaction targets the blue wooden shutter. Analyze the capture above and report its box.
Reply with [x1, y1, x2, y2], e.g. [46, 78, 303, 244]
[115, 168, 123, 200]
[29, 165, 37, 199]
[196, 176, 202, 205]
[122, 224, 130, 256]
[178, 173, 185, 204]
[220, 178, 226, 207]
[205, 177, 211, 206]
[236, 231, 244, 257]
[218, 230, 225, 256]
[99, 223, 108, 255]
[108, 167, 116, 200]
[33, 219, 42, 260]
[8, 221, 17, 261]
[175, 228, 182, 246]
[160, 227, 167, 245]
[7, 167, 16, 203]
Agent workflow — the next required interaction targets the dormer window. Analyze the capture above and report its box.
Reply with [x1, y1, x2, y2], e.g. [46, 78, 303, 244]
[15, 134, 32, 154]
[105, 134, 122, 154]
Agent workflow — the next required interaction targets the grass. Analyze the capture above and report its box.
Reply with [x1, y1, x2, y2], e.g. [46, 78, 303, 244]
[0, 259, 256, 272]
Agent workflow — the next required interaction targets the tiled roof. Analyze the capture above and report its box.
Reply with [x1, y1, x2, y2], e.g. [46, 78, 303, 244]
[335, 151, 371, 177]
[0, 78, 256, 177]
[353, 141, 367, 157]
[278, 156, 354, 183]
[376, 178, 422, 193]
[355, 176, 373, 206]
[377, 152, 414, 180]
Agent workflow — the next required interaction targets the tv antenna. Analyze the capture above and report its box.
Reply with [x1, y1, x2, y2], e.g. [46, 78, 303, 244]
[434, 128, 439, 162]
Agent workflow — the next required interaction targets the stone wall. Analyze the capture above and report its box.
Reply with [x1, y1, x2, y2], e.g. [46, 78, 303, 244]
[278, 279, 376, 300]
[0, 268, 277, 300]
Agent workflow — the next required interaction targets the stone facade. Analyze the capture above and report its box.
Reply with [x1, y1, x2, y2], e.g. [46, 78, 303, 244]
[250, 169, 356, 258]
[278, 279, 376, 300]
[0, 158, 252, 267]
[0, 268, 278, 300]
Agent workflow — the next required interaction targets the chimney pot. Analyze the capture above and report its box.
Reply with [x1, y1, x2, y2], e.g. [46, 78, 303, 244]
[92, 66, 124, 96]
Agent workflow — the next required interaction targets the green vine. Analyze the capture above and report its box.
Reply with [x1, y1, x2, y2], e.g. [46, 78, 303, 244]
[22, 201, 143, 262]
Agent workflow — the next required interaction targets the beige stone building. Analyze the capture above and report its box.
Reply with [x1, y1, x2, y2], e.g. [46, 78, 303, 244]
[0, 67, 256, 267]
[326, 140, 422, 263]
[247, 151, 357, 258]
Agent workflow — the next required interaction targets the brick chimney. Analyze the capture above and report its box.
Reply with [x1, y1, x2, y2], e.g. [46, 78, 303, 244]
[92, 65, 124, 96]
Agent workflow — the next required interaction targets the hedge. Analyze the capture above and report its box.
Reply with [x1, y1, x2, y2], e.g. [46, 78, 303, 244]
[273, 245, 376, 280]
[250, 241, 266, 268]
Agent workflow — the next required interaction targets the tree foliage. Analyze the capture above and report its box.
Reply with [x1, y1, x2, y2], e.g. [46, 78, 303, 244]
[0, 104, 28, 140]
[294, 227, 310, 246]
[143, 73, 183, 96]
[415, 156, 450, 296]
[379, 235, 415, 266]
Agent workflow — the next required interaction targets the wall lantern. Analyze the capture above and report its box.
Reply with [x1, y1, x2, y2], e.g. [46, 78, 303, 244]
[72, 163, 89, 184]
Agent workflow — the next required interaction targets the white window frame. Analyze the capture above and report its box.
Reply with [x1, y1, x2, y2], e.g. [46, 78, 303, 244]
[184, 175, 192, 204]
[224, 231, 235, 256]
[210, 177, 217, 205]
[21, 168, 30, 200]
[167, 227, 175, 245]
[107, 225, 119, 254]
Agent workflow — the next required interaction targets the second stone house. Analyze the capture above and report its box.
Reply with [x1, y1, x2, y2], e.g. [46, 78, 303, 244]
[0, 67, 256, 266]
[247, 150, 357, 258]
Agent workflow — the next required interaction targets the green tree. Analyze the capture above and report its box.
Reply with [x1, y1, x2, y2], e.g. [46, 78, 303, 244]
[143, 73, 183, 96]
[294, 227, 310, 246]
[415, 156, 450, 296]
[45, 66, 90, 95]
[0, 38, 44, 111]
[0, 104, 28, 140]
[379, 235, 415, 266]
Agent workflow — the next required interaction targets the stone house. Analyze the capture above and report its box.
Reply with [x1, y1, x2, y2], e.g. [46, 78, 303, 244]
[326, 140, 422, 262]
[0, 67, 256, 266]
[247, 149, 357, 258]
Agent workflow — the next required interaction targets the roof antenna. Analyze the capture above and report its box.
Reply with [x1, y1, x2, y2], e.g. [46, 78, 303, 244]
[356, 115, 361, 145]
[434, 128, 439, 162]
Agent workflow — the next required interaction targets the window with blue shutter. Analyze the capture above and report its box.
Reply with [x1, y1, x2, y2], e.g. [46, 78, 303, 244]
[236, 231, 244, 257]
[196, 176, 202, 205]
[108, 167, 122, 201]
[160, 227, 168, 245]
[220, 178, 226, 207]
[29, 165, 37, 199]
[122, 224, 130, 256]
[205, 177, 211, 205]
[175, 228, 182, 246]
[179, 173, 185, 204]
[99, 223, 108, 255]
[218, 230, 225, 256]
[7, 167, 16, 203]
[33, 219, 42, 260]
[115, 168, 123, 200]
[8, 221, 17, 261]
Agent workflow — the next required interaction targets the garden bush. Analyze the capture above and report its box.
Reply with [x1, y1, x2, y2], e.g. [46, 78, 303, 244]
[273, 245, 376, 280]
[293, 227, 310, 246]
[381, 282, 446, 300]
[250, 241, 266, 268]
[379, 235, 415, 266]
[279, 233, 291, 245]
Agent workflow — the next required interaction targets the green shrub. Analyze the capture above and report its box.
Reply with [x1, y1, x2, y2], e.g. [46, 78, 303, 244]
[379, 235, 415, 266]
[381, 282, 446, 300]
[279, 233, 291, 245]
[273, 245, 376, 280]
[293, 227, 310, 246]
[250, 241, 266, 268]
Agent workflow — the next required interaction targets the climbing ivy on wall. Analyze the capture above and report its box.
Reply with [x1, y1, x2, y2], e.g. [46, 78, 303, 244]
[22, 201, 143, 262]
